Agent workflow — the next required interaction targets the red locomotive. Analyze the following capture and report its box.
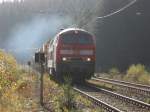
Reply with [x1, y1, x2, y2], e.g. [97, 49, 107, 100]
[44, 28, 96, 81]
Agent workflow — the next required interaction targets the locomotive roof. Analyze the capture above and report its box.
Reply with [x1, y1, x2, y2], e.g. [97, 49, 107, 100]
[58, 28, 91, 35]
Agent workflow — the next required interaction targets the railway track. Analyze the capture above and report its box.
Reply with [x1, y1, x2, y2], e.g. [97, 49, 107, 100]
[74, 88, 121, 112]
[74, 83, 150, 112]
[95, 77, 150, 90]
[92, 77, 150, 97]
[39, 71, 150, 111]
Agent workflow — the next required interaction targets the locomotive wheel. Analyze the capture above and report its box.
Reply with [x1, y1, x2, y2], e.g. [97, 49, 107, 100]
[55, 68, 63, 82]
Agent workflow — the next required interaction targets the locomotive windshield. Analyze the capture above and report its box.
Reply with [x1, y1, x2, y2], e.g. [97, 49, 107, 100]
[61, 32, 93, 44]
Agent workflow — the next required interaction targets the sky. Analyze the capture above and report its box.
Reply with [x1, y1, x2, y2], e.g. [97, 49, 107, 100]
[0, 0, 14, 3]
[0, 0, 22, 3]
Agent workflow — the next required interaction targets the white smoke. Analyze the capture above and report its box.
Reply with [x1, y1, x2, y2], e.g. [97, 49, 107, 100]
[7, 15, 73, 62]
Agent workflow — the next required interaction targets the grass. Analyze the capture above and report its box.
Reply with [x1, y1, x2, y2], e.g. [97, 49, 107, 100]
[108, 67, 120, 78]
[0, 50, 42, 111]
[0, 50, 103, 111]
[145, 98, 150, 104]
[124, 64, 150, 84]
[44, 74, 103, 112]
[0, 70, 41, 111]
[106, 64, 150, 85]
[87, 80, 116, 91]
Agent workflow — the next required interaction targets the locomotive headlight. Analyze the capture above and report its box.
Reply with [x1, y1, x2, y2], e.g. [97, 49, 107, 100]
[86, 58, 91, 62]
[62, 57, 67, 61]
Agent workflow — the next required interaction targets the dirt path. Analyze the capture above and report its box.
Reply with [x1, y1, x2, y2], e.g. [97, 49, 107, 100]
[21, 71, 45, 112]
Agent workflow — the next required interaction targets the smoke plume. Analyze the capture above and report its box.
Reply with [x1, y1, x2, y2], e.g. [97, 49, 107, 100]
[7, 15, 72, 62]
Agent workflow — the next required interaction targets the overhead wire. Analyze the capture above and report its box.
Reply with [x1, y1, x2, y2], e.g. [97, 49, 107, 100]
[82, 0, 138, 28]
[97, 0, 137, 19]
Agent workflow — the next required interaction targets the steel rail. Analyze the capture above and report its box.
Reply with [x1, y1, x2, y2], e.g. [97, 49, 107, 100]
[92, 77, 150, 96]
[97, 77, 150, 90]
[87, 83, 150, 110]
[74, 87, 122, 112]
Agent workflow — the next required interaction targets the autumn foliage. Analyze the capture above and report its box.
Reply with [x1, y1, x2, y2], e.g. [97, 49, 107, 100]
[0, 50, 18, 92]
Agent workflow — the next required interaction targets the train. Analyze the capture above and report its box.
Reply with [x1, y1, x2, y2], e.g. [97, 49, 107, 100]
[38, 28, 96, 82]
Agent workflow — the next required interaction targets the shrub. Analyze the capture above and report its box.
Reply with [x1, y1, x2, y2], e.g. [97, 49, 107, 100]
[138, 73, 150, 85]
[0, 50, 18, 93]
[125, 64, 150, 84]
[127, 64, 146, 76]
[108, 67, 120, 78]
[0, 50, 38, 111]
[126, 64, 144, 80]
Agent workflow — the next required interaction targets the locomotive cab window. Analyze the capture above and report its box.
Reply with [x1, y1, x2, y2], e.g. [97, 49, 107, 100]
[78, 35, 93, 44]
[60, 32, 93, 44]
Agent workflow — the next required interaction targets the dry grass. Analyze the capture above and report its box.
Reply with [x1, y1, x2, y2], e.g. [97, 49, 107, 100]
[0, 50, 103, 111]
[106, 64, 150, 85]
[124, 64, 150, 84]
[0, 72, 41, 112]
[43, 74, 103, 112]
[0, 50, 42, 111]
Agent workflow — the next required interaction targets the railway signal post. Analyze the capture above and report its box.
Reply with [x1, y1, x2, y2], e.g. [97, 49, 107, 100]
[35, 52, 45, 106]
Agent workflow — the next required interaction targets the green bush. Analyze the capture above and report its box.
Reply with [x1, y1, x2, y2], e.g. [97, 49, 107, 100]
[108, 67, 120, 78]
[138, 73, 150, 85]
[127, 64, 146, 76]
[125, 64, 150, 84]
[126, 64, 144, 79]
